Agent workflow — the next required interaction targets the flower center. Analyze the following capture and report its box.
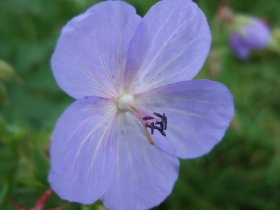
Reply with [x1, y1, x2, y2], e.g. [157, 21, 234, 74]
[117, 94, 134, 112]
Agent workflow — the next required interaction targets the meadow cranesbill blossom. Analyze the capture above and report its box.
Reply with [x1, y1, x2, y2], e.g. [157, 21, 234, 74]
[49, 0, 234, 209]
[229, 16, 271, 60]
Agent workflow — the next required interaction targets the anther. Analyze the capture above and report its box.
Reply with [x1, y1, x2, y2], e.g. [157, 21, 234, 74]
[142, 112, 168, 137]
[155, 121, 163, 131]
[153, 112, 163, 118]
[142, 116, 154, 120]
[150, 122, 155, 134]
[163, 113, 167, 130]
[159, 129, 166, 137]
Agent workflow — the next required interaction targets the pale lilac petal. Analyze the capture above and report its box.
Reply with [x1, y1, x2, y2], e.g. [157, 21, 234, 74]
[48, 97, 117, 204]
[135, 80, 234, 158]
[125, 0, 211, 92]
[101, 113, 179, 210]
[51, 1, 141, 99]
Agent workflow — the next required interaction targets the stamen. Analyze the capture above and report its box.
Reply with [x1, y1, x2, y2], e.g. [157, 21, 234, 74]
[142, 112, 168, 137]
[163, 113, 167, 130]
[127, 105, 168, 145]
[142, 116, 154, 120]
[153, 112, 163, 118]
[155, 121, 163, 131]
[143, 126, 155, 145]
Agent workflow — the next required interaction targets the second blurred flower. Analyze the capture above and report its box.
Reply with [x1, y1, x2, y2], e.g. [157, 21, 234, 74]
[219, 6, 271, 60]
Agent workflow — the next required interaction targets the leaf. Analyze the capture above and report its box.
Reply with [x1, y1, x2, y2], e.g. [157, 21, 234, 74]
[0, 60, 22, 83]
[0, 82, 9, 106]
[268, 28, 280, 54]
[32, 147, 50, 186]
[267, 157, 280, 187]
[81, 201, 104, 210]
[0, 183, 9, 206]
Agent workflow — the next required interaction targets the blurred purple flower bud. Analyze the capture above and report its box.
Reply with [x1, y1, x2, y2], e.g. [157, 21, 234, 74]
[229, 16, 271, 60]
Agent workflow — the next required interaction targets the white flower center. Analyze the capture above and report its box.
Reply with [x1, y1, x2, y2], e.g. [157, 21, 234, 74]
[117, 94, 134, 112]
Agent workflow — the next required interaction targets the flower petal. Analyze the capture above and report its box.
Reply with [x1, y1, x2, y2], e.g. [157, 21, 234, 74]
[125, 0, 211, 92]
[48, 97, 117, 204]
[101, 113, 179, 210]
[135, 80, 234, 158]
[51, 1, 141, 99]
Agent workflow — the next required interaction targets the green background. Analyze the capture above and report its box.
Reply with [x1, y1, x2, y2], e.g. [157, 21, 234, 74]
[1, 0, 280, 209]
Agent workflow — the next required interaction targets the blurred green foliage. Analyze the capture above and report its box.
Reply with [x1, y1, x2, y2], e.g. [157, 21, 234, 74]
[0, 0, 280, 209]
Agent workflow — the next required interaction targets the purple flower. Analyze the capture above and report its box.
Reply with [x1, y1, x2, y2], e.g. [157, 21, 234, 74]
[48, 0, 234, 209]
[229, 16, 271, 60]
